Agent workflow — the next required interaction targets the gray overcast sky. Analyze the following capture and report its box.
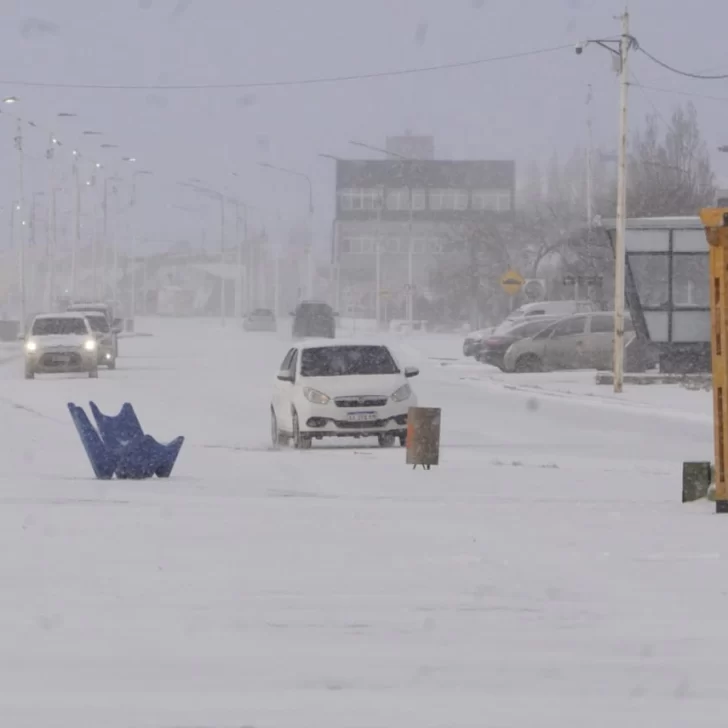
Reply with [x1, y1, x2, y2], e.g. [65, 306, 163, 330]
[1, 0, 727, 253]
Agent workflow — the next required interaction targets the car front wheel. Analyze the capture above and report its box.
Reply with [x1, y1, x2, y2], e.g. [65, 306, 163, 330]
[24, 365, 34, 380]
[89, 366, 99, 379]
[378, 433, 396, 448]
[292, 411, 312, 450]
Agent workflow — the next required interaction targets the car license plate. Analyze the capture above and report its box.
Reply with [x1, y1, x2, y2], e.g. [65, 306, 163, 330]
[347, 411, 377, 423]
[50, 354, 70, 365]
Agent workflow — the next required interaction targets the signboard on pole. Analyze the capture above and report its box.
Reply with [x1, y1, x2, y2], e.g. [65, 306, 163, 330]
[500, 269, 524, 296]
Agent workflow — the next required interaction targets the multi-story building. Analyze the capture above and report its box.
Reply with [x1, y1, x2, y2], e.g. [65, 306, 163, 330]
[332, 137, 515, 320]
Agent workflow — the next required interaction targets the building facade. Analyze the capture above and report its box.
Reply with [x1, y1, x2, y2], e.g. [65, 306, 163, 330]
[332, 147, 515, 321]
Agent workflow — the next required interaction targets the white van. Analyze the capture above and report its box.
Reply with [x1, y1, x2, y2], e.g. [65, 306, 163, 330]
[503, 300, 598, 326]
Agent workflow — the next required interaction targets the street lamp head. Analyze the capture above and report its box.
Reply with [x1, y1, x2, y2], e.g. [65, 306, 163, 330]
[123, 156, 137, 162]
[3, 96, 19, 104]
[57, 112, 77, 117]
[101, 144, 119, 149]
[83, 130, 103, 136]
[575, 41, 588, 55]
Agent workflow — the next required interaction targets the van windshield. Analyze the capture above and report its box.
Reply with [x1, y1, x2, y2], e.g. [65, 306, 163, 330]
[86, 315, 110, 333]
[301, 346, 399, 377]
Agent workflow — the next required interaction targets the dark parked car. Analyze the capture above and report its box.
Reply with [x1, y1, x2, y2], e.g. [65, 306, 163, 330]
[475, 316, 561, 370]
[291, 301, 336, 339]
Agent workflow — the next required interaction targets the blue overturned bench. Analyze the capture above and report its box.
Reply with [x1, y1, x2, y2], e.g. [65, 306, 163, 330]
[68, 401, 184, 480]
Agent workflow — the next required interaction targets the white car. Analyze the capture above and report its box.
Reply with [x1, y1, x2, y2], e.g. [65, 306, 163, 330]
[24, 313, 99, 379]
[271, 341, 419, 449]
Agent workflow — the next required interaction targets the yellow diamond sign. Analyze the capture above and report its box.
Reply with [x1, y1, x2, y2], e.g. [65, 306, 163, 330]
[500, 268, 524, 295]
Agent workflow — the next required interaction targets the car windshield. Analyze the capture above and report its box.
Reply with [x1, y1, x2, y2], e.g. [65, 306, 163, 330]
[86, 315, 110, 333]
[32, 317, 87, 336]
[300, 346, 400, 377]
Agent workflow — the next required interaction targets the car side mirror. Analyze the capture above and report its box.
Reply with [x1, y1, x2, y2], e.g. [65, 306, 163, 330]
[404, 366, 419, 378]
[277, 371, 294, 382]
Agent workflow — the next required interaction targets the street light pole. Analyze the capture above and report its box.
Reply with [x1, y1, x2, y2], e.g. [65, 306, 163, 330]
[72, 151, 81, 298]
[258, 162, 315, 299]
[613, 8, 631, 394]
[15, 120, 26, 334]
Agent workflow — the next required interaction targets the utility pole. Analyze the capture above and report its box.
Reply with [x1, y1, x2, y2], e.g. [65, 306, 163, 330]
[613, 8, 631, 394]
[577, 8, 633, 393]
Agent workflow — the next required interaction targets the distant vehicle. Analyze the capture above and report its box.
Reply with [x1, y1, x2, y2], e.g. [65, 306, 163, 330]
[503, 300, 598, 327]
[23, 313, 99, 380]
[291, 301, 336, 339]
[84, 312, 117, 369]
[474, 315, 562, 369]
[463, 327, 495, 357]
[66, 301, 122, 356]
[502, 312, 639, 373]
[271, 341, 419, 449]
[243, 308, 277, 332]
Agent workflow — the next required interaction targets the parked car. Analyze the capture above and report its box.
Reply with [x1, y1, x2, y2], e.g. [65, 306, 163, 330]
[291, 301, 336, 339]
[84, 312, 117, 369]
[23, 313, 99, 379]
[243, 308, 277, 332]
[474, 316, 562, 369]
[271, 341, 418, 449]
[463, 327, 495, 357]
[502, 312, 637, 373]
[66, 301, 122, 356]
[502, 300, 598, 327]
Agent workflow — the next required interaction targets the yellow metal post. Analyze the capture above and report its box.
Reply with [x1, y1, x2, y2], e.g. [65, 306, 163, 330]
[701, 208, 728, 512]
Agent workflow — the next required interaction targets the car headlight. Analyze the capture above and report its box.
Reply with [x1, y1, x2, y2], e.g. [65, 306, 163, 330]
[83, 339, 97, 351]
[391, 383, 412, 402]
[25, 340, 37, 353]
[303, 387, 330, 405]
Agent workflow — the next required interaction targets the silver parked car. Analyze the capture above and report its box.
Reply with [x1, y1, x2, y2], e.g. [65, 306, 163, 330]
[243, 308, 277, 332]
[24, 313, 99, 379]
[502, 312, 639, 373]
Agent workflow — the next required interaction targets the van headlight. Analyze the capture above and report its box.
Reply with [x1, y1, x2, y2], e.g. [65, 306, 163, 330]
[391, 383, 412, 402]
[303, 387, 330, 405]
[83, 339, 97, 352]
[25, 340, 37, 353]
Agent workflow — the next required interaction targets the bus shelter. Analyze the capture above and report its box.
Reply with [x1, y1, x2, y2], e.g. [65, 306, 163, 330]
[603, 216, 710, 373]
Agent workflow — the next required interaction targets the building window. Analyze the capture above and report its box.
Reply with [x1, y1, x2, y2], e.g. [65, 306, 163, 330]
[339, 188, 383, 211]
[386, 188, 410, 211]
[472, 189, 512, 212]
[385, 237, 401, 253]
[429, 188, 468, 211]
[411, 189, 427, 211]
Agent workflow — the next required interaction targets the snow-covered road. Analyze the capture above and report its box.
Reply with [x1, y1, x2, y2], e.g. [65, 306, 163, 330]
[0, 318, 724, 727]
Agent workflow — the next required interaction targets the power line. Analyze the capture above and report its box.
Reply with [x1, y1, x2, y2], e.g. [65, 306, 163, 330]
[632, 82, 728, 104]
[0, 44, 571, 91]
[638, 46, 728, 80]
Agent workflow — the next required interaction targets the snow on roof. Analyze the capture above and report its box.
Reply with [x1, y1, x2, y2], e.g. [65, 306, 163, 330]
[297, 338, 392, 350]
[34, 312, 87, 320]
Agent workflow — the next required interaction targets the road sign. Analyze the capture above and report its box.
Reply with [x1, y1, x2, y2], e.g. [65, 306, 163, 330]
[500, 269, 524, 295]
[523, 278, 546, 302]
